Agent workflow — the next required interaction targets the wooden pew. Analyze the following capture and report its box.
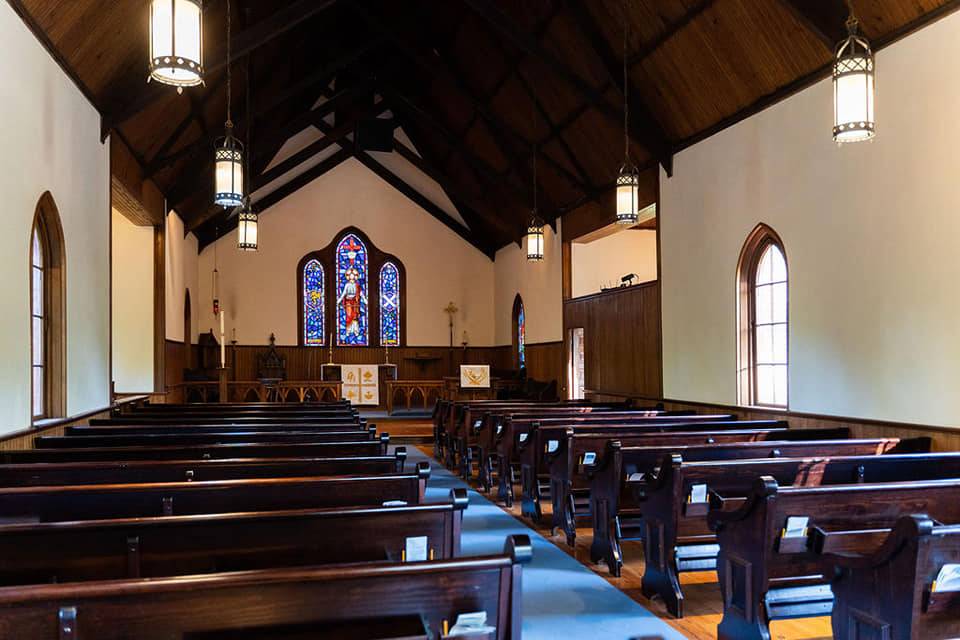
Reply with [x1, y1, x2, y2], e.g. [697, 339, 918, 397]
[708, 475, 960, 640]
[590, 437, 929, 581]
[35, 428, 378, 448]
[0, 464, 431, 522]
[476, 408, 684, 490]
[0, 534, 531, 639]
[641, 450, 960, 618]
[0, 488, 468, 584]
[65, 422, 369, 435]
[817, 514, 960, 640]
[90, 415, 361, 426]
[0, 437, 390, 463]
[520, 418, 780, 521]
[547, 426, 849, 543]
[0, 451, 407, 486]
[495, 413, 736, 506]
[434, 399, 542, 461]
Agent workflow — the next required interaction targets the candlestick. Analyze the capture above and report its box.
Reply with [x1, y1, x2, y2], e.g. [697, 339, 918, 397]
[219, 310, 225, 368]
[327, 332, 334, 365]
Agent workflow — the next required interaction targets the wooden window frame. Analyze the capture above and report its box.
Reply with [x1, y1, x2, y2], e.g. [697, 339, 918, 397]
[737, 223, 788, 409]
[296, 227, 407, 348]
[30, 192, 66, 422]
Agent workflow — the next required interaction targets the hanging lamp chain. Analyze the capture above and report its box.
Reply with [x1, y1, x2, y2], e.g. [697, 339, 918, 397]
[845, 0, 859, 34]
[623, 0, 629, 162]
[225, 0, 233, 128]
[245, 61, 251, 205]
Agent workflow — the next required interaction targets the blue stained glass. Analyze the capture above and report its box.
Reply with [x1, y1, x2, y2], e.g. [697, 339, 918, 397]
[335, 234, 369, 346]
[379, 262, 400, 346]
[518, 303, 526, 368]
[303, 259, 325, 346]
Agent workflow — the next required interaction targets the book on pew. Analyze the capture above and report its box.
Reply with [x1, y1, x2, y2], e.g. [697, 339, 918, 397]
[781, 515, 809, 539]
[446, 611, 496, 637]
[932, 564, 960, 592]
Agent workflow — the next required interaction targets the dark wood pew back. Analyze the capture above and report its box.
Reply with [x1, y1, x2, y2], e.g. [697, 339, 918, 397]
[91, 415, 360, 426]
[0, 438, 389, 464]
[66, 422, 368, 435]
[0, 489, 467, 585]
[708, 476, 960, 640]
[0, 534, 531, 640]
[36, 429, 377, 448]
[0, 451, 407, 486]
[820, 515, 960, 640]
[0, 464, 430, 522]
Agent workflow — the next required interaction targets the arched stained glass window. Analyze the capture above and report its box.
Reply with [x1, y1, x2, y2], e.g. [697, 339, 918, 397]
[737, 224, 788, 408]
[379, 262, 400, 346]
[336, 234, 369, 346]
[512, 294, 526, 369]
[303, 259, 325, 346]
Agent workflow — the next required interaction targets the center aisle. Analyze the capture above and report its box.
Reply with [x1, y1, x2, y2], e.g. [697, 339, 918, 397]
[405, 447, 688, 640]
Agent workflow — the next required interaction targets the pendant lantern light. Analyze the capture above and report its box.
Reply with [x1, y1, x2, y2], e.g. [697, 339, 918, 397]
[213, 0, 244, 207]
[237, 65, 258, 252]
[616, 1, 639, 225]
[833, 1, 875, 144]
[526, 89, 544, 263]
[149, 0, 204, 91]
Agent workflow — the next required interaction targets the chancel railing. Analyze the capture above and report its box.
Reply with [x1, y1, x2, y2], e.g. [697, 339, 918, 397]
[385, 380, 445, 414]
[170, 380, 342, 404]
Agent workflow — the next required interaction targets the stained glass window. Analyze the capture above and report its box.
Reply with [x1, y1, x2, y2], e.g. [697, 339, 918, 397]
[335, 234, 369, 346]
[517, 302, 526, 369]
[379, 262, 400, 346]
[303, 259, 325, 346]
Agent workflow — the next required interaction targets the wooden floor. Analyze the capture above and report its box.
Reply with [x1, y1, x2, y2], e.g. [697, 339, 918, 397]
[418, 446, 833, 640]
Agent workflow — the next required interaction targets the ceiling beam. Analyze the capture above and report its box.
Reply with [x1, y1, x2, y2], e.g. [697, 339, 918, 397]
[775, 0, 849, 50]
[462, 0, 673, 175]
[562, 0, 671, 176]
[354, 149, 495, 259]
[101, 0, 340, 135]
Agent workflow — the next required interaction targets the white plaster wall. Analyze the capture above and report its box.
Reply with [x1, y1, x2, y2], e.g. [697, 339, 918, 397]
[493, 220, 563, 345]
[165, 211, 200, 343]
[197, 158, 495, 346]
[0, 2, 110, 430]
[111, 210, 154, 391]
[661, 10, 960, 427]
[571, 229, 658, 298]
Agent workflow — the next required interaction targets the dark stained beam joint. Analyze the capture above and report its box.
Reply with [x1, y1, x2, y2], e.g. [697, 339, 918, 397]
[776, 0, 851, 50]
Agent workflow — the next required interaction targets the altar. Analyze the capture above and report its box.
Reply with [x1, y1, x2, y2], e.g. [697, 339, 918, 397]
[320, 363, 397, 407]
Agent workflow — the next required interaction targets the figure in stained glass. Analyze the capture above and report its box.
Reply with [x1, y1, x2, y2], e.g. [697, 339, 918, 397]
[336, 234, 369, 345]
[303, 259, 324, 345]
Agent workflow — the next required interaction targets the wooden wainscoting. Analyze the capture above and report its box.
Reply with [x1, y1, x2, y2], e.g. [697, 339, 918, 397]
[0, 396, 149, 450]
[524, 341, 563, 389]
[564, 281, 662, 400]
[626, 397, 960, 452]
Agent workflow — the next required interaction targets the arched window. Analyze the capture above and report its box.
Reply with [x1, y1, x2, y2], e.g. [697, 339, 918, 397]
[303, 259, 325, 346]
[335, 234, 368, 346]
[737, 224, 788, 407]
[512, 294, 526, 370]
[379, 262, 400, 346]
[297, 228, 405, 347]
[31, 192, 66, 420]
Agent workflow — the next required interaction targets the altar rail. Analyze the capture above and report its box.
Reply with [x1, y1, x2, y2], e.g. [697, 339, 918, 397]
[385, 380, 445, 415]
[168, 381, 342, 404]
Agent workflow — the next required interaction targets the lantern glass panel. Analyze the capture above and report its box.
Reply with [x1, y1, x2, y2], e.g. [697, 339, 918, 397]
[616, 181, 639, 223]
[150, 0, 202, 87]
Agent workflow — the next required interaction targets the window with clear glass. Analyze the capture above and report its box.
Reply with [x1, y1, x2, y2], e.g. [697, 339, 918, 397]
[31, 225, 45, 418]
[752, 243, 788, 406]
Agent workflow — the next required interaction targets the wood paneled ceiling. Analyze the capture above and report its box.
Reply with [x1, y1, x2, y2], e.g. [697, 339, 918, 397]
[8, 0, 959, 254]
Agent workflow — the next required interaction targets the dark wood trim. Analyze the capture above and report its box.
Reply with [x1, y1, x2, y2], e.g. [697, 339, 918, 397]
[295, 227, 408, 348]
[153, 222, 166, 393]
[562, 279, 659, 306]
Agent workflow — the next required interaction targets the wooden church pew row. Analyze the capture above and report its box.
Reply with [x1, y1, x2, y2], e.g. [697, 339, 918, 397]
[0, 436, 391, 464]
[0, 464, 431, 523]
[466, 409, 695, 491]
[0, 534, 532, 640]
[495, 414, 740, 506]
[0, 489, 468, 585]
[454, 402, 641, 475]
[0, 451, 407, 487]
[121, 407, 359, 419]
[434, 399, 552, 459]
[707, 476, 960, 640]
[519, 419, 794, 521]
[90, 415, 361, 426]
[589, 437, 930, 580]
[65, 422, 369, 435]
[815, 514, 960, 640]
[35, 429, 378, 449]
[476, 409, 692, 491]
[639, 450, 960, 619]
[547, 426, 850, 544]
